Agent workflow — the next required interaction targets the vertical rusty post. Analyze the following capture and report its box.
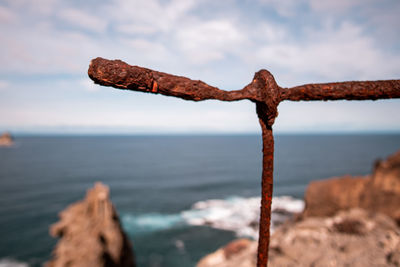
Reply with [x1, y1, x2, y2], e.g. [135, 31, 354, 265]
[256, 102, 275, 267]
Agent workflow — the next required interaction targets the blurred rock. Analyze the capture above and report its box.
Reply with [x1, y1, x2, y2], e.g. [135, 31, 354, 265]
[197, 239, 257, 267]
[303, 149, 400, 223]
[197, 209, 400, 267]
[302, 175, 368, 217]
[269, 209, 400, 267]
[47, 182, 135, 267]
[0, 132, 13, 146]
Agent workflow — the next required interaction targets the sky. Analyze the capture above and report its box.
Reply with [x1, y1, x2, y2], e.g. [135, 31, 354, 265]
[0, 0, 399, 134]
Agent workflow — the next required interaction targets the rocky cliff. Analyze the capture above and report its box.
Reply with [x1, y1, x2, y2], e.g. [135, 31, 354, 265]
[303, 149, 400, 223]
[47, 183, 135, 267]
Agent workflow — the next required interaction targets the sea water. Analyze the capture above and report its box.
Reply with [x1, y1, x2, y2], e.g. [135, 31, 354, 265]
[0, 134, 399, 267]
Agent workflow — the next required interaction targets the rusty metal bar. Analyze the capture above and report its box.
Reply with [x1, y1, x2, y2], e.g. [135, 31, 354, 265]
[88, 57, 252, 101]
[88, 57, 400, 267]
[281, 80, 400, 101]
[89, 57, 400, 103]
[256, 102, 275, 267]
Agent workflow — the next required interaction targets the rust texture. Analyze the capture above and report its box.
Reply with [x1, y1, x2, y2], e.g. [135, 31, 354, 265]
[281, 80, 400, 101]
[88, 57, 400, 267]
[88, 57, 251, 102]
[255, 102, 274, 266]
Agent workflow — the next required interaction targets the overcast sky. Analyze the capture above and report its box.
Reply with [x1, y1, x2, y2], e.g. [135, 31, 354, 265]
[0, 0, 399, 134]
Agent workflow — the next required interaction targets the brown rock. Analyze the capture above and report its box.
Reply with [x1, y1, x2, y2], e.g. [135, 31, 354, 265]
[47, 182, 135, 267]
[362, 150, 400, 222]
[0, 132, 13, 147]
[303, 175, 369, 217]
[268, 209, 400, 267]
[303, 149, 400, 223]
[197, 209, 400, 267]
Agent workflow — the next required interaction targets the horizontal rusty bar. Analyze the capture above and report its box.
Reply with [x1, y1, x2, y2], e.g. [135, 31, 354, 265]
[282, 80, 400, 101]
[88, 57, 253, 102]
[89, 58, 400, 105]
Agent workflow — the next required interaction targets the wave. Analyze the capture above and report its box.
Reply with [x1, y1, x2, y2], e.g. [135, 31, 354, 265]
[121, 195, 304, 239]
[0, 259, 29, 267]
[122, 213, 184, 234]
[182, 196, 304, 239]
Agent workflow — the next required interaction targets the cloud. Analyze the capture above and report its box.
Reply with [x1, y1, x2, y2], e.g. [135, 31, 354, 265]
[0, 21, 108, 75]
[259, 0, 305, 17]
[0, 0, 199, 74]
[2, 0, 58, 16]
[119, 38, 172, 65]
[116, 23, 158, 35]
[176, 19, 245, 64]
[1, 0, 398, 82]
[58, 8, 108, 33]
[244, 21, 400, 84]
[308, 0, 374, 13]
[110, 0, 197, 34]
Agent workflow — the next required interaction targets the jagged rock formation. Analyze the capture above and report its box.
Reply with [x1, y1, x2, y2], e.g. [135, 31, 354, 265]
[303, 149, 400, 223]
[0, 132, 13, 146]
[197, 209, 400, 267]
[47, 183, 135, 267]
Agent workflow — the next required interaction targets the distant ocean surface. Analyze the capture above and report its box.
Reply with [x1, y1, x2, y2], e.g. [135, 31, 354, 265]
[1, 134, 400, 267]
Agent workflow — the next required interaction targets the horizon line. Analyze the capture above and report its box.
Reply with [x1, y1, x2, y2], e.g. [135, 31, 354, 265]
[7, 131, 400, 137]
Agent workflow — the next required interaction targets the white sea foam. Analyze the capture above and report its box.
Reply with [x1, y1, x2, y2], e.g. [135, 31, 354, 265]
[271, 196, 305, 213]
[182, 196, 304, 239]
[121, 196, 304, 239]
[181, 196, 261, 238]
[122, 213, 183, 234]
[0, 259, 29, 267]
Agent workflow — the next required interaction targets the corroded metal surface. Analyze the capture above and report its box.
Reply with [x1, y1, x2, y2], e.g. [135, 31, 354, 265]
[281, 80, 400, 101]
[89, 57, 400, 103]
[256, 102, 274, 266]
[88, 57, 400, 267]
[88, 57, 251, 101]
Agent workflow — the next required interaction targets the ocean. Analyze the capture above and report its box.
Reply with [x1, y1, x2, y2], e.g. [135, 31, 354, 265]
[0, 134, 400, 267]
